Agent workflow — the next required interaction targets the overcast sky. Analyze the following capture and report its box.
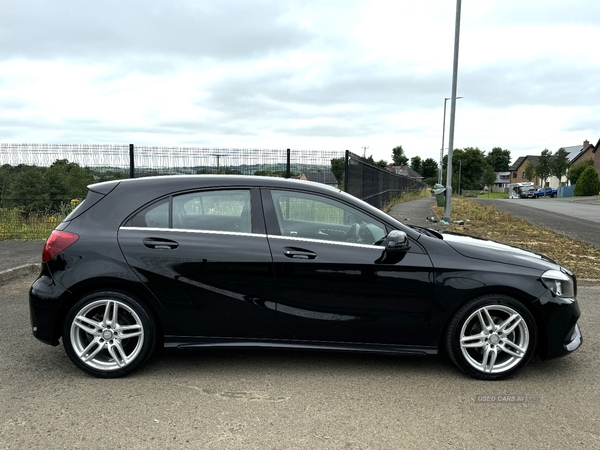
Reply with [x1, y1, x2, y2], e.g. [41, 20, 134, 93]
[1, 0, 599, 164]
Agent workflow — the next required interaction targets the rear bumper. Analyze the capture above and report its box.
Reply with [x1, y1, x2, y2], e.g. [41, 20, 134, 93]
[29, 274, 66, 346]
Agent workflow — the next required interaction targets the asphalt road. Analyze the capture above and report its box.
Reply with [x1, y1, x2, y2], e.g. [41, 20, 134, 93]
[476, 197, 600, 249]
[2, 274, 599, 449]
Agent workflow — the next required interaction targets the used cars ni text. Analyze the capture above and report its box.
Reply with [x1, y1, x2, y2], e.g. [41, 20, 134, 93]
[30, 175, 582, 380]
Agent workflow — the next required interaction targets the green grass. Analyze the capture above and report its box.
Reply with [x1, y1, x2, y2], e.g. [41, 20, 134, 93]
[0, 210, 60, 240]
[0, 203, 75, 240]
[476, 192, 509, 199]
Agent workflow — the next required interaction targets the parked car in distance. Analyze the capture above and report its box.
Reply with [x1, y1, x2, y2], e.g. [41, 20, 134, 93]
[30, 175, 582, 380]
[519, 186, 537, 198]
[535, 187, 557, 198]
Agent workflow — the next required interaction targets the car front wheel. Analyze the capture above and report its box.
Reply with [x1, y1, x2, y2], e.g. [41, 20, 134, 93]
[445, 295, 537, 380]
[63, 291, 157, 378]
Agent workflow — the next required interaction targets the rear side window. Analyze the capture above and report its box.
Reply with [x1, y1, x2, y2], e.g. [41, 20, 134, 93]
[126, 190, 251, 233]
[131, 199, 169, 228]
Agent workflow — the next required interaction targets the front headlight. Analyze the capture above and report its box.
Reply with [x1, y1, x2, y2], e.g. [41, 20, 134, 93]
[541, 269, 575, 299]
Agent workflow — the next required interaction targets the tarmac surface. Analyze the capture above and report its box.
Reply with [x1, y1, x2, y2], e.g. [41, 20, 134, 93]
[477, 196, 600, 249]
[2, 271, 600, 449]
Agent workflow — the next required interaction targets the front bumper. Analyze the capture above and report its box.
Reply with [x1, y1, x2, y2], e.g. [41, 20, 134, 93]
[564, 323, 582, 352]
[537, 294, 582, 359]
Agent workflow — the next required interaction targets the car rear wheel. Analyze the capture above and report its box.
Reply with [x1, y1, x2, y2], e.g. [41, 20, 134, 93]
[445, 295, 537, 380]
[63, 291, 157, 378]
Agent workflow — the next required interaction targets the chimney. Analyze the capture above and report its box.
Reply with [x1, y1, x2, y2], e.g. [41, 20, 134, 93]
[584, 139, 590, 148]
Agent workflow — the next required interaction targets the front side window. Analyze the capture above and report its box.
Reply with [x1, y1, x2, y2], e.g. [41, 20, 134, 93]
[270, 190, 386, 245]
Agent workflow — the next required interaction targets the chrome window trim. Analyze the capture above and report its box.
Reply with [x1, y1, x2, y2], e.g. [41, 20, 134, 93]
[266, 234, 381, 250]
[119, 226, 264, 238]
[120, 226, 382, 249]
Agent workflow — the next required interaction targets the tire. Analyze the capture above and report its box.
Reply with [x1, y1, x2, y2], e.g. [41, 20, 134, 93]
[445, 295, 537, 380]
[63, 291, 157, 378]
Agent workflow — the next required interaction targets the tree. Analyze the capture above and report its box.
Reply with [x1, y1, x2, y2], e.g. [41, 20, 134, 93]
[330, 157, 345, 187]
[446, 147, 488, 190]
[410, 156, 422, 175]
[391, 146, 408, 166]
[4, 165, 50, 212]
[551, 148, 570, 184]
[482, 165, 497, 197]
[567, 159, 594, 185]
[421, 158, 438, 179]
[485, 147, 511, 172]
[524, 163, 536, 182]
[535, 149, 553, 186]
[46, 159, 95, 210]
[573, 166, 600, 196]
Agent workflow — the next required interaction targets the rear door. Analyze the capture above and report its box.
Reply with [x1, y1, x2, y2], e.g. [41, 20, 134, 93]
[118, 187, 277, 338]
[263, 188, 435, 346]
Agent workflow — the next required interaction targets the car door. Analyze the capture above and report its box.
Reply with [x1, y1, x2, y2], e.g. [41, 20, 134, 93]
[262, 188, 435, 346]
[118, 187, 277, 339]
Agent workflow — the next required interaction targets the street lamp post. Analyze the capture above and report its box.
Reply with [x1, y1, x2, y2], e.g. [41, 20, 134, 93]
[439, 96, 463, 185]
[442, 0, 463, 223]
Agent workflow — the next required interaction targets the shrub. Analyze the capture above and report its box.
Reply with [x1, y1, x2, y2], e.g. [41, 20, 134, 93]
[567, 159, 594, 185]
[573, 166, 600, 196]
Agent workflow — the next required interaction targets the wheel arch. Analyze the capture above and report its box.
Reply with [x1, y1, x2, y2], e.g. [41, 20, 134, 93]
[53, 277, 169, 344]
[436, 285, 547, 358]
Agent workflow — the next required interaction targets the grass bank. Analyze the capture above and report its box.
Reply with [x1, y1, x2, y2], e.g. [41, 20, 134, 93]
[433, 198, 600, 279]
[0, 206, 72, 240]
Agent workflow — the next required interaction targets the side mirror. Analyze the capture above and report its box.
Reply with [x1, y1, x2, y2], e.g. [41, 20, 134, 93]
[383, 230, 411, 252]
[376, 230, 410, 264]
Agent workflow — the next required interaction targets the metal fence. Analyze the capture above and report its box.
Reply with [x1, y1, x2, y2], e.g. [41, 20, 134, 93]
[0, 144, 428, 204]
[344, 151, 427, 208]
[0, 144, 343, 178]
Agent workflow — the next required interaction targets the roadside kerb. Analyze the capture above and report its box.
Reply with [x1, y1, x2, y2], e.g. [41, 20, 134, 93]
[0, 263, 41, 285]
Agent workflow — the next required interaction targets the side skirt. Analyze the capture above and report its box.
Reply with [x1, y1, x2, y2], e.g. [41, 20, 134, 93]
[164, 336, 438, 356]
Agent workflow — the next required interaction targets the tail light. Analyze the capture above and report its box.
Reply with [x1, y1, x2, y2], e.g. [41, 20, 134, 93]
[42, 230, 80, 263]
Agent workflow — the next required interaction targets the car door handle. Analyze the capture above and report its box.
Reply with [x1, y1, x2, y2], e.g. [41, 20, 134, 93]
[143, 238, 179, 250]
[283, 247, 317, 259]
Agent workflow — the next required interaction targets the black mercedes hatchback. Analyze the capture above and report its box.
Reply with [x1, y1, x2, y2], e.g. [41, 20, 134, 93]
[29, 175, 582, 380]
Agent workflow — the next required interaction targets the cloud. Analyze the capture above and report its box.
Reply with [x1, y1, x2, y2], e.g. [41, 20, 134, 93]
[0, 0, 313, 61]
[0, 0, 599, 164]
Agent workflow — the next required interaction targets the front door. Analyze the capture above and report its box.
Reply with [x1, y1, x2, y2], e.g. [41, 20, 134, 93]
[263, 188, 434, 346]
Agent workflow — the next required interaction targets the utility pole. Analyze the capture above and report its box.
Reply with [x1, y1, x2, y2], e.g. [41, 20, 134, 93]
[443, 0, 462, 223]
[361, 146, 369, 158]
[210, 153, 226, 172]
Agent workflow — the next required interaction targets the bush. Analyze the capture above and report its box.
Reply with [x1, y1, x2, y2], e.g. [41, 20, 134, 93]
[573, 166, 600, 196]
[567, 159, 594, 185]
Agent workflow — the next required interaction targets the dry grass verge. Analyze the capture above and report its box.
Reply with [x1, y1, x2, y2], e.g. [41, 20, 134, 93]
[432, 198, 600, 280]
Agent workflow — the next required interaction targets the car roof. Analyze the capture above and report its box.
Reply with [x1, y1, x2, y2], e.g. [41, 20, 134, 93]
[89, 174, 342, 195]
